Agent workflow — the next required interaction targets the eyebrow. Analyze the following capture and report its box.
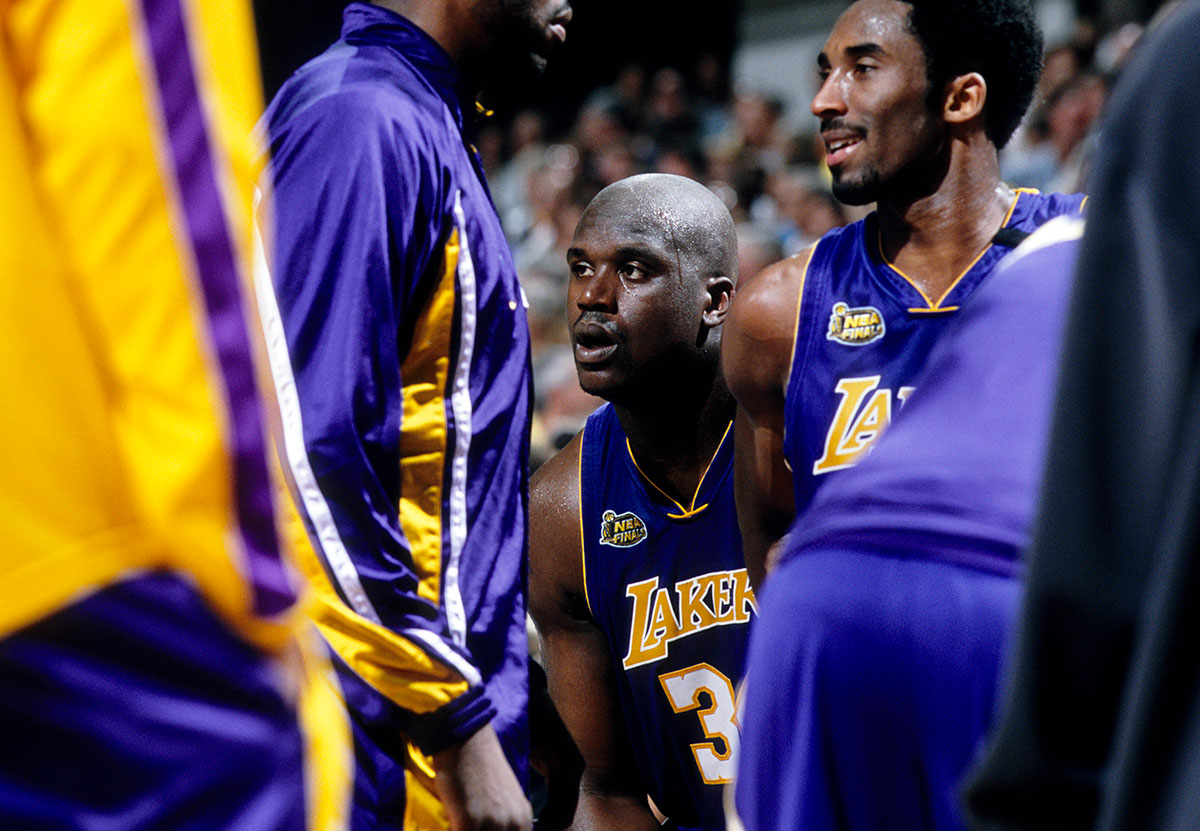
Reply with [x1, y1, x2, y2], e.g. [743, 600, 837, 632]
[846, 43, 885, 58]
[818, 42, 885, 67]
[566, 243, 668, 264]
[614, 244, 667, 263]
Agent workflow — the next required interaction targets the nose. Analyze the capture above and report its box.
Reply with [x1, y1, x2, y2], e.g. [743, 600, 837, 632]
[573, 267, 616, 312]
[811, 70, 847, 119]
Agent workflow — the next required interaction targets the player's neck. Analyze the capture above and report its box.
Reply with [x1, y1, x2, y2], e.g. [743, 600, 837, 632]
[876, 143, 1011, 302]
[615, 373, 735, 506]
[373, 0, 487, 90]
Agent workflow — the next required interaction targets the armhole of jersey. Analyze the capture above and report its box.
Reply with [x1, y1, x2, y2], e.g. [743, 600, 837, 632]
[780, 243, 816, 467]
[577, 421, 592, 618]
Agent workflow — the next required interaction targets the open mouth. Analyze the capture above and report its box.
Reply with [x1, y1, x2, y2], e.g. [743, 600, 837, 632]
[824, 135, 862, 167]
[573, 322, 619, 365]
[545, 5, 572, 47]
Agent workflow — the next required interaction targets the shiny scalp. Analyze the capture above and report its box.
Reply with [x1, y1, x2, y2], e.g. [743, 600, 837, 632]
[586, 173, 739, 286]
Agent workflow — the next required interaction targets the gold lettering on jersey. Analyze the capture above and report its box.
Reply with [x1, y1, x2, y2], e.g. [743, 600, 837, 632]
[623, 569, 756, 670]
[812, 377, 916, 475]
[826, 302, 885, 346]
[599, 509, 648, 547]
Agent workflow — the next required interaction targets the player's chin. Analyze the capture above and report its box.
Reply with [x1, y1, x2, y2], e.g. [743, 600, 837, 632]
[488, 44, 553, 86]
[575, 367, 622, 399]
[830, 175, 877, 207]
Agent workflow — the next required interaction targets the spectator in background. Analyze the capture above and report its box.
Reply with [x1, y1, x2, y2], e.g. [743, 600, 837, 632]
[736, 223, 786, 284]
[693, 53, 735, 141]
[1043, 70, 1107, 193]
[644, 67, 699, 151]
[493, 109, 551, 240]
[770, 167, 850, 255]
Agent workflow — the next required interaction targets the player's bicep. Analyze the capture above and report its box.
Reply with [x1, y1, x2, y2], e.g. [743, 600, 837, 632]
[724, 253, 808, 586]
[733, 405, 795, 588]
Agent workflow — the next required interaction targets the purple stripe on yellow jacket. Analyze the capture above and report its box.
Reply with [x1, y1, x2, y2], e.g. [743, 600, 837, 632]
[138, 0, 292, 616]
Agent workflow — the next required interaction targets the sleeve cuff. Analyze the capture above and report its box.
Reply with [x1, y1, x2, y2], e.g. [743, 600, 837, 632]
[408, 684, 497, 756]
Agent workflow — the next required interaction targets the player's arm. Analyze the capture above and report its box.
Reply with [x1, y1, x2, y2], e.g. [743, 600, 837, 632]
[529, 434, 661, 831]
[261, 93, 508, 764]
[722, 250, 811, 588]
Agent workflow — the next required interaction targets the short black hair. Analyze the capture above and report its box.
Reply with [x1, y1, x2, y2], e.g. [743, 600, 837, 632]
[903, 0, 1043, 148]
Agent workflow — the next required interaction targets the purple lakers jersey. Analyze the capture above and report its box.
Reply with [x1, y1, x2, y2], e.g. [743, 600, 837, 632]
[580, 404, 751, 831]
[736, 215, 1087, 831]
[784, 189, 1085, 516]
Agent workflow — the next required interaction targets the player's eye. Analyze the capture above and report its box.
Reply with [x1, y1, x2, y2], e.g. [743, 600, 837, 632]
[619, 263, 648, 280]
[570, 262, 593, 278]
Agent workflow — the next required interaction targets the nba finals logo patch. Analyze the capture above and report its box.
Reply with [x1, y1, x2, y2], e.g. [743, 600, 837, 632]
[826, 302, 885, 346]
[599, 510, 647, 548]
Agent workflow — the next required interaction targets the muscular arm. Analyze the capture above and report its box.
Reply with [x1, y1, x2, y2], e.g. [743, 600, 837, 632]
[528, 434, 660, 831]
[722, 250, 811, 588]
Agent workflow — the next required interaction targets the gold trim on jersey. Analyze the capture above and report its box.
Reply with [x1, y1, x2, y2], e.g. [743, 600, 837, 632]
[780, 244, 815, 471]
[625, 420, 734, 519]
[578, 420, 593, 618]
[883, 188, 1035, 311]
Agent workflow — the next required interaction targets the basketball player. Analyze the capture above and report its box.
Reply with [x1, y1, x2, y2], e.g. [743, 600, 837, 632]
[0, 0, 349, 827]
[530, 174, 747, 830]
[724, 0, 1085, 587]
[258, 0, 574, 828]
[735, 213, 1088, 830]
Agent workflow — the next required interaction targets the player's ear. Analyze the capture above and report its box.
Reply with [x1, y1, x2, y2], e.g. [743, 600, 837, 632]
[702, 275, 735, 327]
[943, 72, 986, 126]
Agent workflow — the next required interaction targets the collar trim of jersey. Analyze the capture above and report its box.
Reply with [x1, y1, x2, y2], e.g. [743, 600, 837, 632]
[625, 420, 734, 519]
[878, 188, 1034, 311]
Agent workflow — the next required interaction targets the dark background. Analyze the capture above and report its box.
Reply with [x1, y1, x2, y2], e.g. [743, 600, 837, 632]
[252, 0, 742, 127]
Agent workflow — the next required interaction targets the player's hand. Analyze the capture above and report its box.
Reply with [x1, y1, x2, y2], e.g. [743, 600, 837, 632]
[433, 724, 533, 831]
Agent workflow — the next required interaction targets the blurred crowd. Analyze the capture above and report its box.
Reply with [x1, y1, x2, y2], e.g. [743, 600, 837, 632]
[477, 18, 1143, 469]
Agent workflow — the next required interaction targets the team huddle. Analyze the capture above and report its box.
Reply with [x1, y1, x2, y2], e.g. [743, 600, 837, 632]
[2, 0, 1194, 828]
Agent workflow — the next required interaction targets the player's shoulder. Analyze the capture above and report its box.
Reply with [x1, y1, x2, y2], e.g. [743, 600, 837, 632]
[531, 428, 586, 523]
[1015, 188, 1088, 226]
[268, 44, 446, 147]
[725, 245, 818, 394]
[731, 246, 814, 334]
[727, 242, 826, 398]
[529, 428, 589, 614]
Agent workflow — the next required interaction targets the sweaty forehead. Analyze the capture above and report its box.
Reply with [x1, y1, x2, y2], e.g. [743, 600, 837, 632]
[573, 194, 676, 253]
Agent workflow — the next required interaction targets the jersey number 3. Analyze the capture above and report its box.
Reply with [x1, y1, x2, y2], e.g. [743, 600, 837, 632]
[659, 663, 740, 785]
